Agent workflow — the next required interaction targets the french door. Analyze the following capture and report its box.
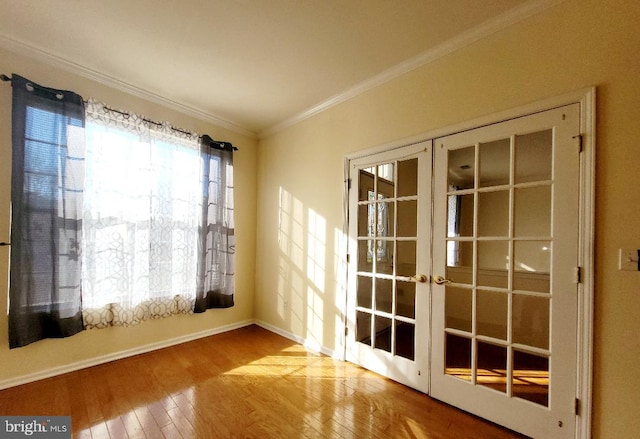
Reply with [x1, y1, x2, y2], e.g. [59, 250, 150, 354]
[346, 104, 582, 438]
[345, 141, 431, 393]
[431, 104, 580, 438]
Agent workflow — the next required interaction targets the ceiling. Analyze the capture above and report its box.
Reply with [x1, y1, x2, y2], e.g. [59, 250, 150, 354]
[0, 0, 533, 136]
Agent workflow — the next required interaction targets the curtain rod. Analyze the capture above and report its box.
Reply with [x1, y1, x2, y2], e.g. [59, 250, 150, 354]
[99, 105, 237, 151]
[1, 73, 237, 151]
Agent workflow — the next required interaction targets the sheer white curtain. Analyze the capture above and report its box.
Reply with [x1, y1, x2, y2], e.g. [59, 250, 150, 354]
[81, 100, 202, 328]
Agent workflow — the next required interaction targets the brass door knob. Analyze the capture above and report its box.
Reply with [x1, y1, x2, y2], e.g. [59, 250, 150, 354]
[432, 275, 452, 285]
[411, 274, 428, 283]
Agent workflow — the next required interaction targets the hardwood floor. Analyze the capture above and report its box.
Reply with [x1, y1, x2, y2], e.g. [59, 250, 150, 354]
[0, 325, 527, 438]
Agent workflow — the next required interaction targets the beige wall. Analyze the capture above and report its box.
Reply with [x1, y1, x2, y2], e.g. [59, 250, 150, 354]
[0, 47, 258, 385]
[1, 0, 639, 437]
[256, 0, 640, 437]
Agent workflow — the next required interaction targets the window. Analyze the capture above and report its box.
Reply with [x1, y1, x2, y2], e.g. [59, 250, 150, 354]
[9, 74, 235, 347]
[81, 116, 202, 326]
[80, 101, 235, 328]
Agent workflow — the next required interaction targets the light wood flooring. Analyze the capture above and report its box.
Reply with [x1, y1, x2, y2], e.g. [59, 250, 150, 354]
[0, 325, 527, 438]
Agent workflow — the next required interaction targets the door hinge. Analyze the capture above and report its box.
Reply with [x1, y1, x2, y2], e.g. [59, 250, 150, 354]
[574, 397, 581, 415]
[573, 134, 583, 153]
[347, 178, 352, 190]
[574, 266, 582, 284]
[345, 327, 349, 336]
[346, 254, 350, 263]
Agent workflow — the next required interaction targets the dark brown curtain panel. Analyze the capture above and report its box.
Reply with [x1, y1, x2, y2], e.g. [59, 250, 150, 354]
[194, 135, 235, 312]
[9, 74, 86, 348]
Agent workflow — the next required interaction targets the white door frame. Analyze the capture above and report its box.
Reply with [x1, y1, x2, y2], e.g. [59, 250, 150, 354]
[343, 88, 595, 439]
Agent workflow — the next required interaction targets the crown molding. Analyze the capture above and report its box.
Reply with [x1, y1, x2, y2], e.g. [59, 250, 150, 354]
[260, 0, 565, 139]
[0, 0, 564, 141]
[0, 34, 257, 139]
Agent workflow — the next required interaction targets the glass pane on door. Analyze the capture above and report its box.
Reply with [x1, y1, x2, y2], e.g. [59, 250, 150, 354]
[476, 290, 508, 340]
[397, 200, 417, 237]
[356, 311, 371, 344]
[375, 316, 392, 352]
[356, 276, 372, 308]
[375, 278, 393, 313]
[513, 294, 549, 350]
[513, 350, 549, 406]
[448, 146, 475, 190]
[397, 159, 418, 197]
[478, 191, 509, 236]
[396, 281, 415, 318]
[445, 334, 472, 382]
[477, 341, 507, 394]
[445, 286, 472, 332]
[479, 138, 510, 187]
[514, 186, 551, 237]
[515, 130, 552, 183]
[395, 321, 415, 360]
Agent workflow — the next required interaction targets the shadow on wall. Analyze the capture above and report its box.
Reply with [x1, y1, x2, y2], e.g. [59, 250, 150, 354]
[276, 186, 347, 356]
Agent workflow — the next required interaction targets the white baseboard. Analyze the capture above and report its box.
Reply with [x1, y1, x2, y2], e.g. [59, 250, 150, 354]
[254, 320, 337, 359]
[0, 319, 339, 390]
[0, 319, 255, 391]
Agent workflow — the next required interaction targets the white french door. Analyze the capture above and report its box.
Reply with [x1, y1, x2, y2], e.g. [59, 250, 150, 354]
[431, 104, 581, 438]
[345, 141, 432, 393]
[346, 104, 584, 438]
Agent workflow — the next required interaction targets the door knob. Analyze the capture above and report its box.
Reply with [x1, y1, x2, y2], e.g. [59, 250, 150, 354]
[411, 274, 428, 283]
[432, 275, 452, 285]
